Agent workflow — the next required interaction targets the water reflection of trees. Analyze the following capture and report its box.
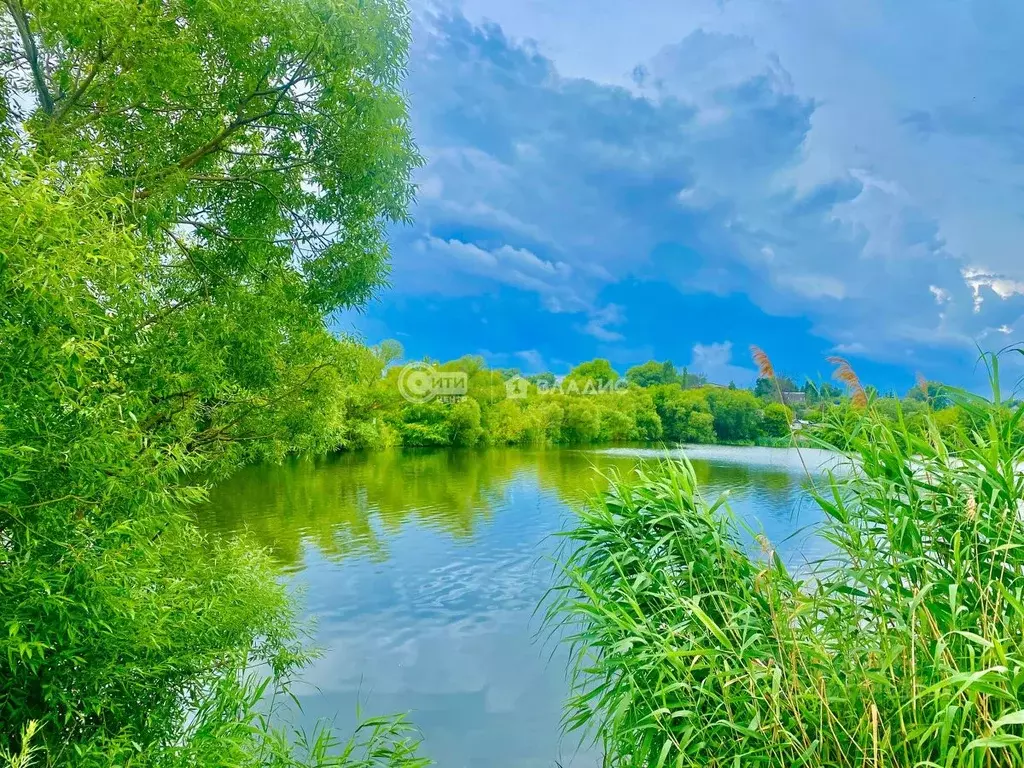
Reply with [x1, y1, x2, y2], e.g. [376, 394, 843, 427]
[196, 448, 803, 569]
[198, 449, 536, 566]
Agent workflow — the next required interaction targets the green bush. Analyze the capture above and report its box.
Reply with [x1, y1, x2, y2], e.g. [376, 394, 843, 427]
[488, 399, 530, 445]
[654, 388, 717, 444]
[528, 399, 566, 444]
[628, 391, 664, 441]
[705, 388, 762, 442]
[561, 398, 604, 444]
[760, 401, 792, 438]
[598, 408, 636, 443]
[448, 397, 484, 446]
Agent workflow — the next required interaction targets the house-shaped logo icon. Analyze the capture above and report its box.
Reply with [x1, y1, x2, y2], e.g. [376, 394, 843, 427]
[505, 375, 529, 399]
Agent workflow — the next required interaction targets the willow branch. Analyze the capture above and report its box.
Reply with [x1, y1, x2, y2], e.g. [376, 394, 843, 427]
[52, 30, 128, 122]
[4, 0, 53, 114]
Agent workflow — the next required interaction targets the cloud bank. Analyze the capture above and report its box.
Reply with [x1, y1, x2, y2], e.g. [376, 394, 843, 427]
[338, 2, 1024, 388]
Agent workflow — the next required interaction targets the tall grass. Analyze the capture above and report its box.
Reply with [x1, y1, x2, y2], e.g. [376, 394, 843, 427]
[549, 357, 1024, 767]
[0, 691, 428, 768]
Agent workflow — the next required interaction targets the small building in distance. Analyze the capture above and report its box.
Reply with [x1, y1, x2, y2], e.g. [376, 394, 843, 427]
[781, 391, 807, 405]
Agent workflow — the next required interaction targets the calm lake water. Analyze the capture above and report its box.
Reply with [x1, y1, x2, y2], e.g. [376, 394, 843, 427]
[195, 445, 835, 768]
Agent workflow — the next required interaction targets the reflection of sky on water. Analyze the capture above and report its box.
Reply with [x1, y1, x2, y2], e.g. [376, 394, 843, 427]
[198, 447, 831, 767]
[599, 444, 841, 472]
[282, 478, 595, 768]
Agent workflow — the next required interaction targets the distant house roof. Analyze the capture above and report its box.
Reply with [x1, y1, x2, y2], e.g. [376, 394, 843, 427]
[782, 391, 807, 403]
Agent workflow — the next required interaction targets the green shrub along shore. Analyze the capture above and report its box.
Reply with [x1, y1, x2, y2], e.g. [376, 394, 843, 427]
[332, 346, 986, 451]
[550, 353, 1024, 768]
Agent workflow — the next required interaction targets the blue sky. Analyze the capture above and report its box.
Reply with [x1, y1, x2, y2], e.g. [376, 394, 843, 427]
[336, 0, 1024, 391]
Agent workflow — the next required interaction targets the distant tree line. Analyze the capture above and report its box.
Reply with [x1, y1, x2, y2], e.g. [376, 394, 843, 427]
[331, 350, 990, 452]
[330, 352, 852, 449]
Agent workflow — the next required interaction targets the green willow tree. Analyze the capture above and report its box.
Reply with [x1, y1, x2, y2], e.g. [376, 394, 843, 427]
[625, 360, 678, 388]
[0, 0, 423, 764]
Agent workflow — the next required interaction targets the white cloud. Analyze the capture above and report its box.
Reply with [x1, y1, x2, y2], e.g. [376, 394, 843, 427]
[579, 304, 626, 342]
[777, 274, 846, 300]
[417, 174, 444, 200]
[690, 341, 757, 387]
[389, 8, 1024, 380]
[929, 285, 951, 304]
[415, 236, 582, 309]
[514, 349, 546, 371]
[831, 342, 867, 355]
[963, 268, 1024, 313]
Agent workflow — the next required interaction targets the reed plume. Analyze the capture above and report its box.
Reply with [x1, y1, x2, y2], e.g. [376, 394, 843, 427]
[750, 345, 784, 405]
[915, 371, 930, 404]
[827, 355, 868, 408]
[750, 345, 813, 483]
[750, 345, 775, 380]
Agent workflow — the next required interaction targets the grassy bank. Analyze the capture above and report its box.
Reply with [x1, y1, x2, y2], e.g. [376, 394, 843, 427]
[550, 359, 1024, 767]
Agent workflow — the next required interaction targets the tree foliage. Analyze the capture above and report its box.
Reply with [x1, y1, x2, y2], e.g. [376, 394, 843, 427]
[760, 402, 793, 438]
[3, 0, 418, 312]
[566, 358, 619, 386]
[652, 388, 716, 444]
[0, 0, 422, 763]
[347, 352, 989, 452]
[626, 360, 678, 388]
[704, 389, 761, 442]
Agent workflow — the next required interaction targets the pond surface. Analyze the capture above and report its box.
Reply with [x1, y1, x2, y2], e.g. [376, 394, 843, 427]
[195, 445, 835, 768]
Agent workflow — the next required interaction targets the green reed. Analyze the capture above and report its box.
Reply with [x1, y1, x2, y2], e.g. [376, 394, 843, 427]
[549, 358, 1024, 767]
